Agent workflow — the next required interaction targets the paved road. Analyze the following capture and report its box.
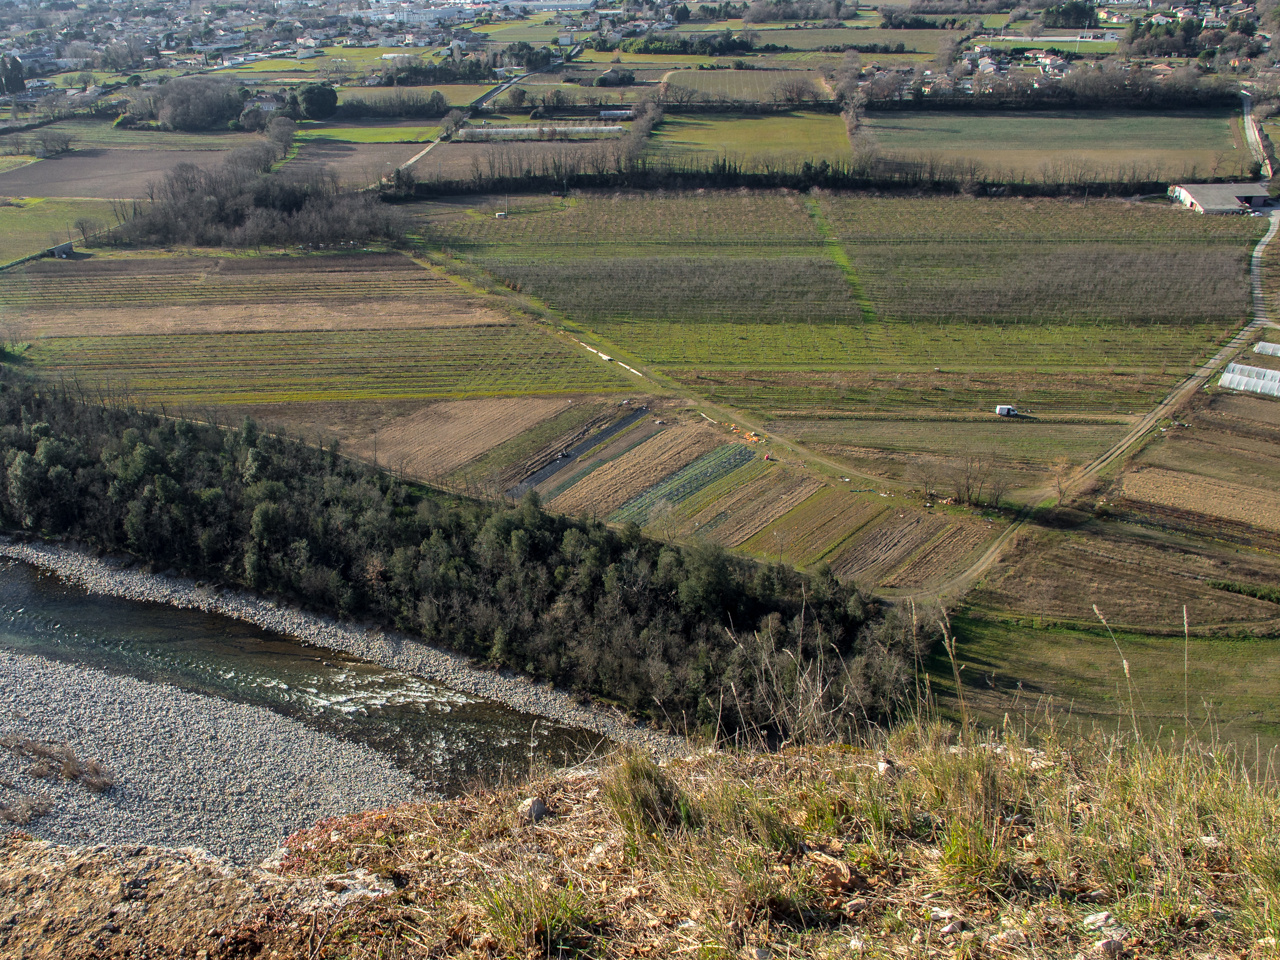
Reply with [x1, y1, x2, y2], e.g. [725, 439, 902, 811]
[901, 210, 1280, 604]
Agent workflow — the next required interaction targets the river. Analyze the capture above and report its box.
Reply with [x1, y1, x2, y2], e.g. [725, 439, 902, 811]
[0, 557, 599, 794]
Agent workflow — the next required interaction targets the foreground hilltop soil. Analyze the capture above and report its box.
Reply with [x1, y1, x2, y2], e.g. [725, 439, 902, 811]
[4, 727, 1276, 959]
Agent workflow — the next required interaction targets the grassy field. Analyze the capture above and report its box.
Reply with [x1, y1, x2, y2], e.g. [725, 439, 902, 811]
[0, 119, 263, 153]
[336, 84, 497, 107]
[656, 68, 831, 102]
[862, 109, 1251, 180]
[0, 198, 119, 265]
[649, 112, 850, 165]
[948, 614, 1280, 752]
[296, 120, 442, 143]
[2, 250, 631, 406]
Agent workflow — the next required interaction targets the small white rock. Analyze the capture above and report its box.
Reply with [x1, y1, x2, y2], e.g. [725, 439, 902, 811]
[930, 907, 956, 922]
[1082, 912, 1111, 931]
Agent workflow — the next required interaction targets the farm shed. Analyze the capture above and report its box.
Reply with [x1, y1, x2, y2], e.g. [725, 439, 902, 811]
[1169, 183, 1271, 215]
[1255, 341, 1280, 357]
[47, 241, 73, 259]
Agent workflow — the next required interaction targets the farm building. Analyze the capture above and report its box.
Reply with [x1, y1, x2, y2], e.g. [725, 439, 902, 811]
[47, 241, 73, 259]
[1169, 183, 1271, 214]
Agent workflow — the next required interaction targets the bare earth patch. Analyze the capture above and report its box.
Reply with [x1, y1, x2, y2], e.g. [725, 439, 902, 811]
[0, 148, 230, 200]
[1119, 467, 1280, 534]
[342, 396, 576, 480]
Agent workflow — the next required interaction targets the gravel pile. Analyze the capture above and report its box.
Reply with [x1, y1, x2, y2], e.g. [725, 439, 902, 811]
[0, 648, 419, 863]
[0, 538, 683, 756]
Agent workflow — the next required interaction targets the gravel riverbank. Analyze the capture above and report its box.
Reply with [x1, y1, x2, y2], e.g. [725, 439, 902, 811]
[0, 538, 684, 757]
[0, 648, 418, 863]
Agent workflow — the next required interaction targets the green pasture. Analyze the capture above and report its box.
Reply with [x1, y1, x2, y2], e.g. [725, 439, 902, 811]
[649, 111, 850, 165]
[337, 84, 497, 106]
[943, 615, 1280, 754]
[767, 417, 1130, 467]
[982, 36, 1120, 55]
[0, 119, 263, 153]
[658, 67, 831, 101]
[742, 25, 955, 53]
[28, 327, 632, 406]
[861, 109, 1248, 178]
[0, 156, 35, 174]
[0, 198, 119, 266]
[296, 121, 441, 143]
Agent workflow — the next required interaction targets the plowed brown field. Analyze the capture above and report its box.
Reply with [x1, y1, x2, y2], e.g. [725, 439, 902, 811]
[1119, 468, 1280, 534]
[832, 512, 950, 583]
[878, 521, 994, 589]
[742, 488, 888, 567]
[342, 397, 575, 480]
[970, 525, 1280, 628]
[548, 425, 721, 518]
[0, 253, 504, 337]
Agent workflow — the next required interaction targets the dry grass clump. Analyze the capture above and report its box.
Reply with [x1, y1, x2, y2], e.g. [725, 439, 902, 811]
[272, 718, 1280, 959]
[0, 736, 115, 793]
[0, 793, 51, 825]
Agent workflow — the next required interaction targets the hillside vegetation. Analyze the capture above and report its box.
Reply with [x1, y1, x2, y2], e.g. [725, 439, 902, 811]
[0, 372, 916, 735]
[6, 719, 1277, 959]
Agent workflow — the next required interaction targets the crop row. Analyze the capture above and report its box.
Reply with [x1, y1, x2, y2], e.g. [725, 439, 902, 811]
[610, 443, 757, 525]
[592, 320, 1233, 371]
[846, 242, 1251, 324]
[677, 368, 1181, 415]
[422, 192, 822, 246]
[817, 195, 1267, 244]
[1, 272, 462, 309]
[476, 252, 863, 325]
[30, 328, 630, 405]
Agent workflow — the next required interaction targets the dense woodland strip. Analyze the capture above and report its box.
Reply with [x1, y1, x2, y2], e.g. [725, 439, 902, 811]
[0, 373, 925, 736]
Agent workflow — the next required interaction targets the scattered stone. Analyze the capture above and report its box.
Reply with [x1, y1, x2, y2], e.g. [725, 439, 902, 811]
[930, 907, 956, 922]
[0, 540, 685, 758]
[1078, 889, 1110, 903]
[1095, 937, 1125, 955]
[941, 920, 966, 936]
[517, 797, 551, 823]
[1082, 912, 1112, 931]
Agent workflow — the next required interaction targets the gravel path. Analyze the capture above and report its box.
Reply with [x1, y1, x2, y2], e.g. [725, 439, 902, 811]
[0, 648, 418, 863]
[0, 538, 683, 756]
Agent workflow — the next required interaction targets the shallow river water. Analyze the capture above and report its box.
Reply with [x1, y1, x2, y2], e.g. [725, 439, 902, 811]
[0, 558, 599, 792]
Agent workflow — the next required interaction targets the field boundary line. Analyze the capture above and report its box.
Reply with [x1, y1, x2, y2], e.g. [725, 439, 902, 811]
[803, 196, 876, 322]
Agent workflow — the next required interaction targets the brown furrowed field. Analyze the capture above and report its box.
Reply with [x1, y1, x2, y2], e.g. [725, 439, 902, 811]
[547, 423, 722, 518]
[876, 521, 995, 589]
[1119, 468, 1280, 534]
[535, 418, 664, 500]
[338, 396, 577, 480]
[0, 149, 233, 199]
[285, 140, 425, 186]
[831, 510, 951, 583]
[969, 523, 1280, 630]
[0, 252, 507, 337]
